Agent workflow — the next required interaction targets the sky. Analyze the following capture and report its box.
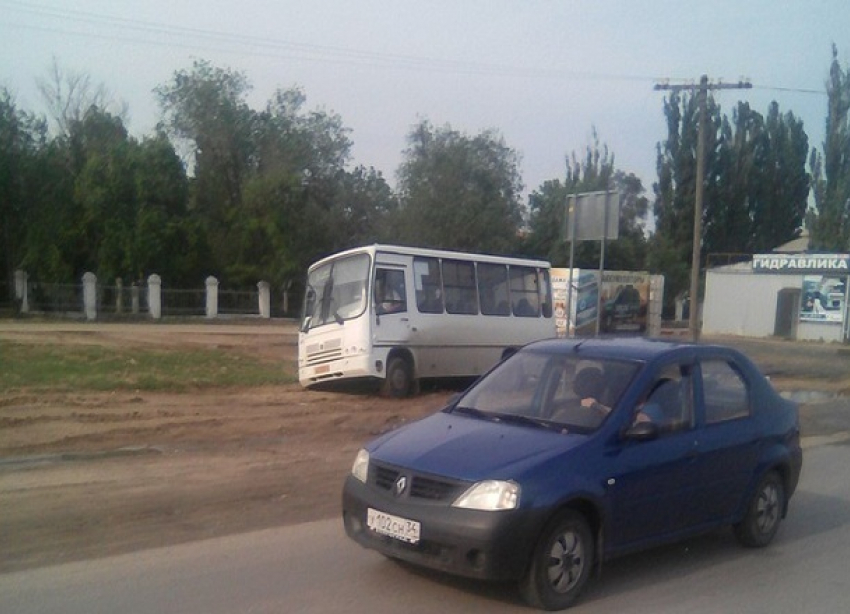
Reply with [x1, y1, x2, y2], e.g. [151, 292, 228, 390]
[2, 0, 848, 200]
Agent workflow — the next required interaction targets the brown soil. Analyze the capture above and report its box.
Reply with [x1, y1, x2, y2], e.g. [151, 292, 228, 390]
[1, 322, 849, 573]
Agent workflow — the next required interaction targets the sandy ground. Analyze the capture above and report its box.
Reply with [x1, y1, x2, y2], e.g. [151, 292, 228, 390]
[1, 322, 849, 573]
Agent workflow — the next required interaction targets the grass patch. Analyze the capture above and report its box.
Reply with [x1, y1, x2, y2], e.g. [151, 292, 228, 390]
[0, 340, 296, 393]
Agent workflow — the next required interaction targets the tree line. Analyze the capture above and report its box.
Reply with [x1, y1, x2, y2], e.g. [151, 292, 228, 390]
[2, 49, 849, 316]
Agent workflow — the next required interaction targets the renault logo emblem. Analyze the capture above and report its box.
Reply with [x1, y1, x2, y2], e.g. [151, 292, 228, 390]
[394, 476, 407, 497]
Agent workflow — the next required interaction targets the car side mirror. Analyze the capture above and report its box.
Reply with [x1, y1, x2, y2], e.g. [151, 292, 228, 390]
[622, 420, 659, 441]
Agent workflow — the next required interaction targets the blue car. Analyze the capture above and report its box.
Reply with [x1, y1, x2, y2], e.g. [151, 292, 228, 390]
[342, 338, 802, 610]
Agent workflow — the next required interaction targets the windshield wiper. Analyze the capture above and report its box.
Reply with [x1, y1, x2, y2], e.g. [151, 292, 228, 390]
[451, 405, 493, 420]
[451, 406, 566, 433]
[492, 413, 566, 433]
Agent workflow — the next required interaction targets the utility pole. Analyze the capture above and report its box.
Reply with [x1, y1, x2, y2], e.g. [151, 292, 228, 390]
[654, 75, 751, 342]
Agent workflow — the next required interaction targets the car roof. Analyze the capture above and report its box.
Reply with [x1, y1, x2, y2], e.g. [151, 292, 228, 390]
[523, 336, 730, 363]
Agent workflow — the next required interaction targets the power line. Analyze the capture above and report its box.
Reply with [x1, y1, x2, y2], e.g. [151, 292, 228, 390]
[2, 0, 827, 96]
[0, 0, 652, 80]
[0, 1, 714, 87]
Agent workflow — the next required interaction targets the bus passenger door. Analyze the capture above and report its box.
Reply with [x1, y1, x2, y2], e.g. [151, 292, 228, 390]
[373, 265, 412, 346]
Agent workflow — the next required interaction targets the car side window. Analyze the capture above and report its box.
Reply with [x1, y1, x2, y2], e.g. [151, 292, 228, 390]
[701, 359, 750, 424]
[633, 362, 693, 434]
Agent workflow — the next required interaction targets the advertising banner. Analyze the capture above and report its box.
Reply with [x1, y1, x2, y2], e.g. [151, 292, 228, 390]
[801, 275, 846, 324]
[552, 269, 649, 337]
[599, 272, 650, 334]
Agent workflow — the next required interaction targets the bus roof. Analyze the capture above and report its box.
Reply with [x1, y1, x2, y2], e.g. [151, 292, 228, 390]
[308, 244, 551, 272]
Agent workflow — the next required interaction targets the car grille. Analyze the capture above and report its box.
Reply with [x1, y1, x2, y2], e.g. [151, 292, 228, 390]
[372, 462, 468, 502]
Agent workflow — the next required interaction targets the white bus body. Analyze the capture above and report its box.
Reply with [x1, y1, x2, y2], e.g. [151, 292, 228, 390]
[298, 244, 555, 396]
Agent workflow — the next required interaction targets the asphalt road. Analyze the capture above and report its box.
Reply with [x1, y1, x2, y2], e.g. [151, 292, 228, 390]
[2, 443, 848, 614]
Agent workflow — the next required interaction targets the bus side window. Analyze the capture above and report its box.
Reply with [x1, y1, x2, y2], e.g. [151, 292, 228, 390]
[414, 257, 444, 313]
[510, 266, 540, 317]
[478, 263, 510, 316]
[443, 259, 479, 315]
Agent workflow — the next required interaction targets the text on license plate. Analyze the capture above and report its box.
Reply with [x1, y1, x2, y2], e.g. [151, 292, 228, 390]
[367, 508, 421, 544]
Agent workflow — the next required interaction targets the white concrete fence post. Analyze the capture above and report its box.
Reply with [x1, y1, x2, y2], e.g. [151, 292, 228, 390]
[147, 274, 162, 319]
[258, 281, 271, 318]
[82, 272, 97, 321]
[14, 269, 29, 313]
[205, 276, 219, 318]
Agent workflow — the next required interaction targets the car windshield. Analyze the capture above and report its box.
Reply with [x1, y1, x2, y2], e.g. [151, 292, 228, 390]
[301, 253, 370, 330]
[453, 349, 640, 433]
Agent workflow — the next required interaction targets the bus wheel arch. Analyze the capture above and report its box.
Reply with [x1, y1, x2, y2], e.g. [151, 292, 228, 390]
[381, 351, 416, 398]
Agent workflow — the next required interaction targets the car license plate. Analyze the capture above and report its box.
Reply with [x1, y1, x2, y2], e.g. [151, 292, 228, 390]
[367, 508, 421, 544]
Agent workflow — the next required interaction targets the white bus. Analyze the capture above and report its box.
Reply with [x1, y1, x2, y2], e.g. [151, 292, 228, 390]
[298, 244, 555, 396]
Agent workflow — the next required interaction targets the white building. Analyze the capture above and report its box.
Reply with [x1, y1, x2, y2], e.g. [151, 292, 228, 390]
[702, 236, 849, 342]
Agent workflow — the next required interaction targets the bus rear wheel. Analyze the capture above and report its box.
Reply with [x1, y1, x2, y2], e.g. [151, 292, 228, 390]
[381, 356, 413, 398]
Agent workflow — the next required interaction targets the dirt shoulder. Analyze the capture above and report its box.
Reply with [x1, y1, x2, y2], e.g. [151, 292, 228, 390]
[1, 322, 849, 573]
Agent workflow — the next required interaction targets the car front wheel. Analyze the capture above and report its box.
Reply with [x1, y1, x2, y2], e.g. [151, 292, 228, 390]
[734, 470, 785, 547]
[520, 510, 594, 610]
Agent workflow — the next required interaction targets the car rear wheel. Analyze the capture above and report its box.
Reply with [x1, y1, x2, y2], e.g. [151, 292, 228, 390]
[520, 510, 594, 610]
[734, 470, 784, 548]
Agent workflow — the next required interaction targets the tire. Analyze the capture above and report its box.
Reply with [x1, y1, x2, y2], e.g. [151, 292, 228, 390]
[734, 470, 784, 548]
[520, 510, 594, 611]
[381, 356, 413, 398]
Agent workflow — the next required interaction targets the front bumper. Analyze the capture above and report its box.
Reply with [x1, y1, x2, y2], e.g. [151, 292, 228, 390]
[342, 475, 545, 582]
[299, 352, 375, 387]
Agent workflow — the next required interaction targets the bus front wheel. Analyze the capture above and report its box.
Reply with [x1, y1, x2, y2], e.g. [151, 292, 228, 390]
[382, 356, 413, 398]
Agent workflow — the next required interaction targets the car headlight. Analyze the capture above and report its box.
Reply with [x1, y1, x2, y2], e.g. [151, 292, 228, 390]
[351, 449, 370, 483]
[453, 480, 520, 511]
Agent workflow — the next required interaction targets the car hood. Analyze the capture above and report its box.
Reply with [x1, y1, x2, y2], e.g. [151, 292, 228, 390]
[368, 411, 587, 482]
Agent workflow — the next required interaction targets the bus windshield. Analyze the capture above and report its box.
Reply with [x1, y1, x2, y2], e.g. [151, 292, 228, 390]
[301, 253, 370, 331]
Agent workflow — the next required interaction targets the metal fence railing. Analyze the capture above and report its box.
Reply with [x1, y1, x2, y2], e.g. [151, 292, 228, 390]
[160, 288, 206, 317]
[9, 272, 302, 321]
[27, 282, 84, 314]
[219, 289, 260, 315]
[97, 283, 148, 316]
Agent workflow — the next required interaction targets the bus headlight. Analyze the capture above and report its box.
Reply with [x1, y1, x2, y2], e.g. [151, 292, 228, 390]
[453, 480, 520, 510]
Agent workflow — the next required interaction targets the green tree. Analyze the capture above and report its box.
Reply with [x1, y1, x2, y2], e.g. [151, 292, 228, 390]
[156, 60, 256, 277]
[1, 89, 49, 299]
[132, 134, 206, 284]
[653, 89, 809, 315]
[395, 120, 524, 254]
[70, 109, 137, 281]
[750, 102, 809, 252]
[524, 131, 648, 269]
[703, 102, 809, 256]
[808, 45, 850, 251]
[15, 105, 198, 287]
[329, 165, 398, 249]
[156, 63, 359, 286]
